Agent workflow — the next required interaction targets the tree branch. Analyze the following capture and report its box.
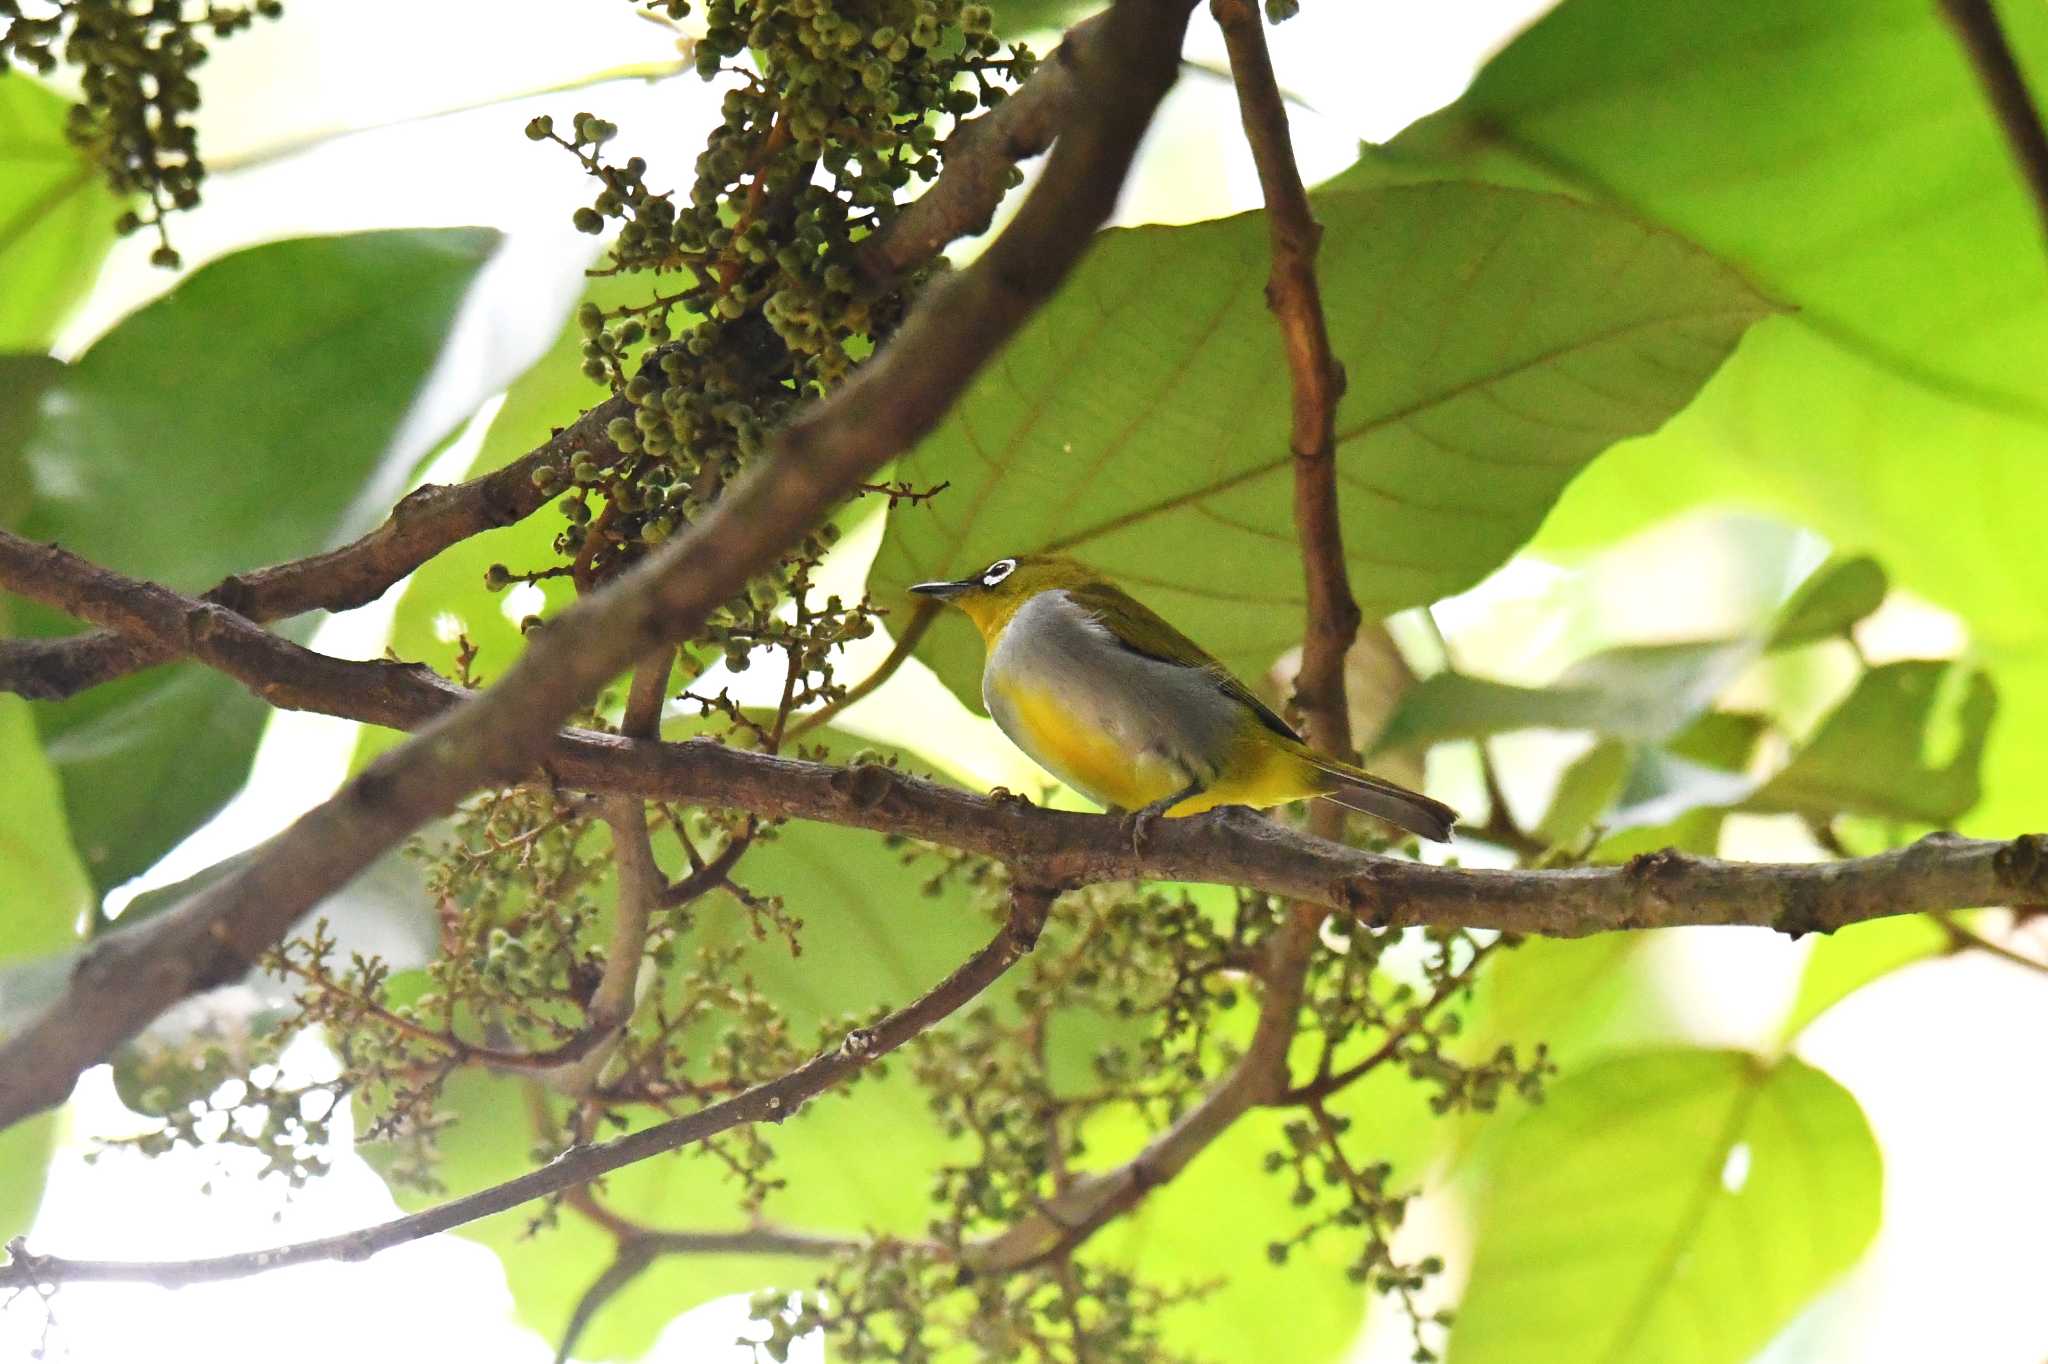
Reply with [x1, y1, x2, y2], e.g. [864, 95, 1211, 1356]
[5, 530, 2043, 934]
[1, 886, 1054, 1291]
[1937, 0, 2048, 249]
[1214, 0, 1357, 760]
[0, 0, 1200, 1134]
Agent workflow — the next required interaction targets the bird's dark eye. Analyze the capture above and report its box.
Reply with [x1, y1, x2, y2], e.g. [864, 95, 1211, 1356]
[981, 558, 1017, 587]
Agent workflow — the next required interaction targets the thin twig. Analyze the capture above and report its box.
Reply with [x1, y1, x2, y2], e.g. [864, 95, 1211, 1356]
[1938, 910, 2048, 974]
[0, 0, 1202, 1133]
[2, 886, 1054, 1290]
[557, 649, 676, 1096]
[1937, 0, 2048, 249]
[787, 603, 935, 738]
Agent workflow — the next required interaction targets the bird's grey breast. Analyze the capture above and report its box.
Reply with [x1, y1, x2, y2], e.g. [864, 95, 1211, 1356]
[984, 590, 1238, 773]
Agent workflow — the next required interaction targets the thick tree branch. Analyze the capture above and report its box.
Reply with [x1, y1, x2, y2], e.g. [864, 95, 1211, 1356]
[0, 887, 1053, 1291]
[0, 12, 1123, 707]
[1938, 0, 2048, 248]
[0, 0, 1200, 1133]
[5, 530, 2042, 936]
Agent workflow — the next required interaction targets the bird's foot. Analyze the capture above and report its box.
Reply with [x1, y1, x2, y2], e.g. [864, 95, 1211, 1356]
[1121, 796, 1177, 857]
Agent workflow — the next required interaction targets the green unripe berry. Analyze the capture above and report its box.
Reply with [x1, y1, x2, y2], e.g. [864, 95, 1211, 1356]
[524, 114, 553, 141]
[572, 207, 604, 234]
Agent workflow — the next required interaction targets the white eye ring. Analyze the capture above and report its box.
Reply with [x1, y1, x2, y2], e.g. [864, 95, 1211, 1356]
[981, 558, 1017, 586]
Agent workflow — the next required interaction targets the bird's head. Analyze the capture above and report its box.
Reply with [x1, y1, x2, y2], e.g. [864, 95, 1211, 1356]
[909, 553, 1099, 638]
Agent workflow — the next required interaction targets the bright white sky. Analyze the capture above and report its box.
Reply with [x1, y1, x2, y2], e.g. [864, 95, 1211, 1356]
[6, 2, 2046, 1362]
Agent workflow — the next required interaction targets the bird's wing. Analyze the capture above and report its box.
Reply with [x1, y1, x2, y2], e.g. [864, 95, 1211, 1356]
[1063, 581, 1302, 743]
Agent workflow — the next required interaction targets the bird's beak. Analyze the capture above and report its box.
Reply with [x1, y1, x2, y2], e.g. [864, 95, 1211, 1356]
[909, 577, 972, 600]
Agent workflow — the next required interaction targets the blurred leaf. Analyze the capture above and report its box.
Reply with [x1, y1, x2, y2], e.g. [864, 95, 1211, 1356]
[0, 77, 122, 351]
[1604, 749, 1757, 839]
[1664, 711, 1766, 772]
[1746, 661, 1995, 824]
[1086, 1099, 1394, 1361]
[0, 354, 63, 528]
[1375, 640, 1757, 755]
[0, 683, 91, 1240]
[1535, 739, 1629, 846]
[1464, 934, 1674, 1082]
[1449, 1049, 1881, 1364]
[1767, 555, 1887, 651]
[871, 183, 1773, 711]
[1779, 914, 1951, 1044]
[1349, 0, 2048, 834]
[1599, 710, 1769, 847]
[0, 691, 91, 963]
[992, 0, 1098, 33]
[9, 229, 500, 891]
[115, 836, 438, 968]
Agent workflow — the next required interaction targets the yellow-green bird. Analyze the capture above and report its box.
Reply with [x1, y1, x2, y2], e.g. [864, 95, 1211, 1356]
[910, 554, 1457, 842]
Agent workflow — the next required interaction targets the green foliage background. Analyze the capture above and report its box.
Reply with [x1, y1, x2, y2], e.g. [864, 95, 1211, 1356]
[3, 0, 2045, 1360]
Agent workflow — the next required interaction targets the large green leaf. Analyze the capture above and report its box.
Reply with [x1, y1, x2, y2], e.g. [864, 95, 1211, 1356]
[870, 182, 1773, 710]
[0, 682, 92, 1241]
[1349, 0, 2048, 834]
[1449, 1049, 1881, 1364]
[1357, 0, 2048, 411]
[10, 229, 500, 891]
[0, 76, 121, 351]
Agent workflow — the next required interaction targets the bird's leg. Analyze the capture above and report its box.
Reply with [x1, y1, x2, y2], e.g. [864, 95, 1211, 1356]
[1122, 779, 1204, 857]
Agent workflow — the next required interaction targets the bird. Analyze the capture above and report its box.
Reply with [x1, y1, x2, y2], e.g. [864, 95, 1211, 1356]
[909, 554, 1457, 843]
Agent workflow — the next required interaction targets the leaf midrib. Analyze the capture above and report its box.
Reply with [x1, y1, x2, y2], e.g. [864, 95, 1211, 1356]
[1593, 1063, 1768, 1364]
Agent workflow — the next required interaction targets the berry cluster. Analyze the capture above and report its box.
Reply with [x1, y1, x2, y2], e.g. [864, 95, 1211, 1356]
[1, 0, 284, 265]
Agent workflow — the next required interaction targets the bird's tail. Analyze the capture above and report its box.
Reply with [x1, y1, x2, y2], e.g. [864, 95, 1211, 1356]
[1299, 751, 1458, 843]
